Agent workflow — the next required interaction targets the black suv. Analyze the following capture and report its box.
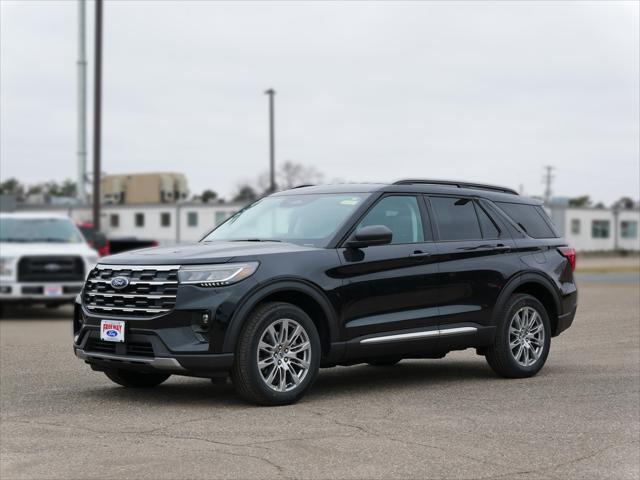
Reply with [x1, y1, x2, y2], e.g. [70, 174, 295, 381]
[73, 180, 577, 405]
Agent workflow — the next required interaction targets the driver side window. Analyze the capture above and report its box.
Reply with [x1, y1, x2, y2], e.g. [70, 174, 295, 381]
[357, 196, 425, 244]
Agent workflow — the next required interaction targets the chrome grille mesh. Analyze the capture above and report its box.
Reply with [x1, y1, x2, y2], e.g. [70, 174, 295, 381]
[82, 265, 179, 317]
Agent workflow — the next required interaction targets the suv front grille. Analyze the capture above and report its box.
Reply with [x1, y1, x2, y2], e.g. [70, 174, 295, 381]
[18, 256, 85, 282]
[83, 264, 179, 318]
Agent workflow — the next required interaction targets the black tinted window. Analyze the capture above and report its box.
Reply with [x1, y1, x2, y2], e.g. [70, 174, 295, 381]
[496, 202, 557, 238]
[430, 197, 481, 241]
[476, 205, 500, 239]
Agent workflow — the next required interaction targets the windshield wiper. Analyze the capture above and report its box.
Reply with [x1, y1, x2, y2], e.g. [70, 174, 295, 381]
[230, 239, 282, 243]
[0, 238, 30, 243]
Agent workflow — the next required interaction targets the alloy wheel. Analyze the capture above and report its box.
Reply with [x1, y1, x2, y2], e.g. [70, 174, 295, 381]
[257, 318, 312, 392]
[509, 306, 545, 367]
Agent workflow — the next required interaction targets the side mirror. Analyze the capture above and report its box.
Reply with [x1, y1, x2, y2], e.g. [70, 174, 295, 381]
[346, 225, 393, 248]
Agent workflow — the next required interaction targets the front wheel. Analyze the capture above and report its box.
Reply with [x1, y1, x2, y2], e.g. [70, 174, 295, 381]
[231, 302, 321, 406]
[485, 294, 551, 378]
[104, 369, 170, 388]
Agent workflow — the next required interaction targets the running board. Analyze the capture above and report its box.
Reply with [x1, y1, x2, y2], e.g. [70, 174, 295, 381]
[360, 326, 477, 345]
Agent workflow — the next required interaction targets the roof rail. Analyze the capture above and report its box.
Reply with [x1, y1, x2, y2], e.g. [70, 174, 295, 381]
[291, 184, 315, 189]
[392, 179, 518, 195]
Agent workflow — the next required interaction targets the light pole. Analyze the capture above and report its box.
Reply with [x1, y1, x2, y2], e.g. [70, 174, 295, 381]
[92, 0, 103, 230]
[77, 0, 87, 203]
[265, 88, 276, 193]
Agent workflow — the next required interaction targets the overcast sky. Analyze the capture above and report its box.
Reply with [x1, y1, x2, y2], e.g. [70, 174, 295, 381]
[1, 0, 638, 203]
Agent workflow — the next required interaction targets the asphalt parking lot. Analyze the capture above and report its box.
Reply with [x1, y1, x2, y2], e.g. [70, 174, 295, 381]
[1, 280, 639, 480]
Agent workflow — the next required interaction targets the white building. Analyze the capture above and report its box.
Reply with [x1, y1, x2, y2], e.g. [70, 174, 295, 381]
[15, 202, 246, 245]
[549, 205, 640, 252]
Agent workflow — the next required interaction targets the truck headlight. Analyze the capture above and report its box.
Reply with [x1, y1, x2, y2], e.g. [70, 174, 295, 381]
[0, 257, 15, 277]
[178, 262, 259, 286]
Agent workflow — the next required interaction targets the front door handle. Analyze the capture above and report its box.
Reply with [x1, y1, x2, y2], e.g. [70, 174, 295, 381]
[493, 244, 511, 252]
[409, 250, 431, 258]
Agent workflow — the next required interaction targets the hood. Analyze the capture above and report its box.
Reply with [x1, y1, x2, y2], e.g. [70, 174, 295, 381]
[99, 241, 321, 265]
[0, 241, 97, 258]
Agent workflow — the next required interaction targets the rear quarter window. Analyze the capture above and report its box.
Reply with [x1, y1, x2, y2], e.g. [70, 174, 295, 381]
[496, 202, 558, 239]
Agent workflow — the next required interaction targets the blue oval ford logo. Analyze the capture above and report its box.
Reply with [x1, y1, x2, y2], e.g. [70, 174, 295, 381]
[110, 276, 130, 290]
[106, 330, 118, 337]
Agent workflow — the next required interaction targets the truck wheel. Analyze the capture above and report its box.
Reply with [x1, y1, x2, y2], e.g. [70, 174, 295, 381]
[231, 302, 321, 406]
[367, 358, 402, 367]
[104, 369, 170, 388]
[485, 294, 551, 378]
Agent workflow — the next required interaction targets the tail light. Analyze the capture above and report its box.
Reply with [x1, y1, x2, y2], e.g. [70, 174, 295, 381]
[558, 247, 576, 272]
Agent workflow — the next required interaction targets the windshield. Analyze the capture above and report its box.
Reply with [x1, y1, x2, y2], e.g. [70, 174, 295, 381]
[203, 193, 369, 247]
[0, 218, 86, 244]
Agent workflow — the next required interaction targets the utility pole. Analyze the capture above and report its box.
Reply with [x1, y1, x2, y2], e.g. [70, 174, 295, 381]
[542, 165, 554, 207]
[77, 0, 87, 203]
[92, 0, 103, 230]
[265, 88, 276, 193]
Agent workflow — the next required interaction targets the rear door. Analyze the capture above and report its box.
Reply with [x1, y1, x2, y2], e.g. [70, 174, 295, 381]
[427, 195, 519, 334]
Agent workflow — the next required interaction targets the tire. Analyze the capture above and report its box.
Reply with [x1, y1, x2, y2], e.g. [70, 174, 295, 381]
[231, 302, 321, 406]
[104, 369, 170, 388]
[485, 293, 551, 378]
[367, 358, 402, 367]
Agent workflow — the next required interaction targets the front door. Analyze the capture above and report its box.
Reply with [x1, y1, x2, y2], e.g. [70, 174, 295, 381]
[334, 194, 441, 357]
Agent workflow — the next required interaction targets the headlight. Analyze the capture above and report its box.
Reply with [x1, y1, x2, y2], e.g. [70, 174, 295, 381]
[178, 262, 259, 286]
[0, 257, 15, 277]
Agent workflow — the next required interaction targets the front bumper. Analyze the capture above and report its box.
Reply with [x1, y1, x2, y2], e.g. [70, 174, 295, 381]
[72, 279, 254, 376]
[73, 328, 235, 376]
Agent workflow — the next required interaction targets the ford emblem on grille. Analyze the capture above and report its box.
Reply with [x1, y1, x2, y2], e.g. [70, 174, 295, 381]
[110, 276, 130, 289]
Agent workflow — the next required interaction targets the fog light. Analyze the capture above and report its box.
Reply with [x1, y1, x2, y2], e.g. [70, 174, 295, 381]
[201, 312, 210, 327]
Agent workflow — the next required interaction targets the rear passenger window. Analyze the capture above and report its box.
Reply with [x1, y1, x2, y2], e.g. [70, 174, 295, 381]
[496, 202, 557, 238]
[476, 205, 500, 239]
[430, 197, 482, 241]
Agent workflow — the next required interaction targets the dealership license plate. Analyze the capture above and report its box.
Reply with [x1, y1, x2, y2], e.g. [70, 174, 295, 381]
[44, 285, 63, 296]
[100, 319, 125, 343]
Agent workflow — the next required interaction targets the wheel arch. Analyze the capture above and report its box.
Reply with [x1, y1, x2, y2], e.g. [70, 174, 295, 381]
[493, 272, 561, 335]
[222, 280, 339, 357]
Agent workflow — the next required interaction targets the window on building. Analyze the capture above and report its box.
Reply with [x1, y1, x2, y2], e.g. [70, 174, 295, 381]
[215, 211, 227, 225]
[621, 221, 638, 239]
[109, 214, 119, 228]
[591, 220, 610, 239]
[358, 196, 425, 244]
[135, 213, 145, 227]
[571, 219, 580, 235]
[188, 212, 198, 227]
[160, 212, 171, 227]
[430, 197, 481, 241]
[496, 202, 557, 238]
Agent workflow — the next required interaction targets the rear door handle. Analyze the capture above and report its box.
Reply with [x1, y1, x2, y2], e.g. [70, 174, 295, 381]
[409, 250, 431, 258]
[493, 244, 511, 252]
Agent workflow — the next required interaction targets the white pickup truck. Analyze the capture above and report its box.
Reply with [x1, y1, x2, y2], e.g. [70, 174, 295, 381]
[0, 213, 98, 309]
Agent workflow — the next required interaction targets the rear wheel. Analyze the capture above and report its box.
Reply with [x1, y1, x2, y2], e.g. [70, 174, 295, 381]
[231, 302, 321, 406]
[485, 294, 551, 378]
[104, 369, 170, 388]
